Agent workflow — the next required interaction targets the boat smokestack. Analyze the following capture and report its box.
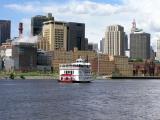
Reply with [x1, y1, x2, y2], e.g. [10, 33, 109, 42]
[19, 22, 23, 37]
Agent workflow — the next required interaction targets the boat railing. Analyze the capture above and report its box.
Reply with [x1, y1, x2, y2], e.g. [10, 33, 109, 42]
[60, 64, 91, 68]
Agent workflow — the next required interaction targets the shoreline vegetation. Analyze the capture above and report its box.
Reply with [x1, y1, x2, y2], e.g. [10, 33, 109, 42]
[0, 71, 59, 80]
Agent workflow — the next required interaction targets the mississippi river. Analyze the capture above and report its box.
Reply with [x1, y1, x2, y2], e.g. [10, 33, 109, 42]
[0, 79, 160, 120]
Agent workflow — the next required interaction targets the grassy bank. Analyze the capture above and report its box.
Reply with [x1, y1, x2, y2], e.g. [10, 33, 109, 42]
[0, 71, 59, 80]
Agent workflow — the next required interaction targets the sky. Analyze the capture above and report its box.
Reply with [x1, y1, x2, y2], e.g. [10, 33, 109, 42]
[0, 0, 159, 50]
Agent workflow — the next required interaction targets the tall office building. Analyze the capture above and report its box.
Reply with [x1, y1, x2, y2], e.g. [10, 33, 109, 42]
[124, 34, 128, 50]
[88, 43, 93, 51]
[130, 32, 150, 59]
[31, 13, 54, 36]
[67, 22, 85, 51]
[104, 25, 125, 56]
[150, 46, 155, 60]
[88, 43, 98, 51]
[100, 38, 105, 53]
[130, 20, 150, 60]
[38, 20, 67, 51]
[156, 39, 160, 61]
[93, 43, 98, 51]
[0, 20, 11, 44]
[85, 38, 88, 50]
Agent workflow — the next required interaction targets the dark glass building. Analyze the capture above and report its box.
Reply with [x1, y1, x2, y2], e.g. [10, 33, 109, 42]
[0, 20, 11, 44]
[67, 22, 85, 51]
[85, 38, 88, 50]
[31, 13, 54, 36]
[130, 32, 150, 60]
[124, 34, 128, 50]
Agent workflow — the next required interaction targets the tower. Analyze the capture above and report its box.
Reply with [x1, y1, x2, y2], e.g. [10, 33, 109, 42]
[131, 19, 136, 33]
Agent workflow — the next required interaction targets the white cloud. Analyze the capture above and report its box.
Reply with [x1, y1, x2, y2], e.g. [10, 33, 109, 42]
[4, 4, 37, 12]
[4, 0, 160, 50]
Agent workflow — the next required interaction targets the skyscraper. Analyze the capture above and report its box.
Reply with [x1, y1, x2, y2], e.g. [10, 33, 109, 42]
[88, 43, 93, 51]
[100, 38, 105, 53]
[85, 38, 88, 50]
[130, 20, 150, 60]
[0, 20, 11, 44]
[130, 32, 150, 60]
[124, 34, 128, 50]
[67, 22, 85, 51]
[31, 13, 54, 36]
[104, 25, 125, 56]
[88, 43, 98, 51]
[38, 20, 67, 51]
[156, 39, 160, 61]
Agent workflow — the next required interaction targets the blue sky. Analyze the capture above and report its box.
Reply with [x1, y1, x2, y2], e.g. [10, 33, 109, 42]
[0, 0, 121, 37]
[0, 0, 160, 50]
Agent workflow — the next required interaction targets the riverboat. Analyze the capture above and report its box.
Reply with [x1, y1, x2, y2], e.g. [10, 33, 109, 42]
[59, 58, 92, 83]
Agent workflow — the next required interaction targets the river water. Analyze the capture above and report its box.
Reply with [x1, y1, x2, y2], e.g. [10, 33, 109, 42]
[0, 79, 160, 120]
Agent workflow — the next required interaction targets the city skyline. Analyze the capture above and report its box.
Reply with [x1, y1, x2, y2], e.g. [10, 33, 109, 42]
[0, 0, 160, 50]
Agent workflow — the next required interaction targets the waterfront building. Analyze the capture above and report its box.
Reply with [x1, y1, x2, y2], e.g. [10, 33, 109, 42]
[37, 49, 52, 71]
[38, 20, 67, 51]
[129, 60, 158, 76]
[0, 20, 11, 44]
[47, 47, 96, 72]
[31, 13, 54, 36]
[48, 47, 133, 76]
[104, 25, 125, 56]
[47, 50, 73, 72]
[72, 47, 96, 62]
[0, 39, 13, 71]
[67, 22, 85, 51]
[111, 56, 133, 76]
[12, 43, 37, 71]
[91, 54, 115, 75]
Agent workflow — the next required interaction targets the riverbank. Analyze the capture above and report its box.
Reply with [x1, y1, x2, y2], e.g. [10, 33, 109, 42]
[0, 71, 58, 80]
[96, 75, 160, 80]
[110, 76, 160, 79]
[0, 76, 58, 80]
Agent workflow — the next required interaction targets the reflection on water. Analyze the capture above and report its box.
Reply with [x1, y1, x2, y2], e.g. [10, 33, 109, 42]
[0, 79, 160, 120]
